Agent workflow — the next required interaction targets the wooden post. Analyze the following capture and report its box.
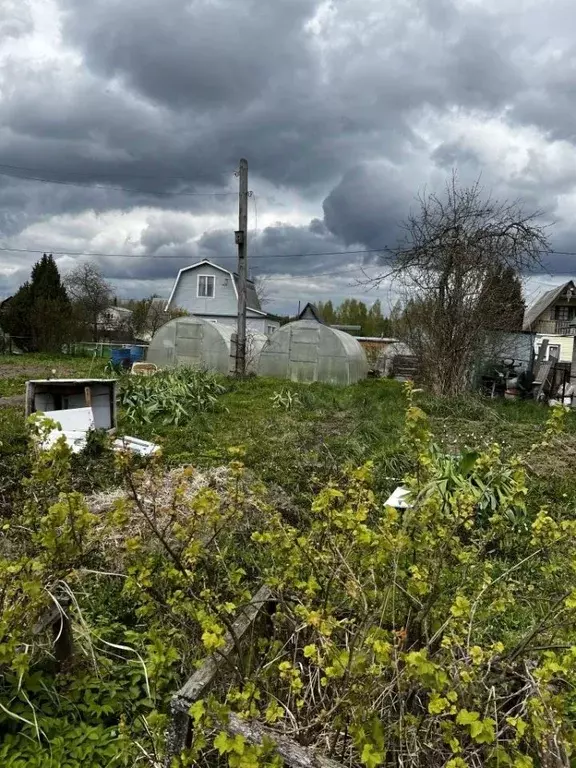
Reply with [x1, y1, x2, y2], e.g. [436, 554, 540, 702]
[235, 158, 248, 377]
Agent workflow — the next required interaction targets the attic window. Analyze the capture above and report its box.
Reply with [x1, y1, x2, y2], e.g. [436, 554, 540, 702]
[197, 275, 215, 298]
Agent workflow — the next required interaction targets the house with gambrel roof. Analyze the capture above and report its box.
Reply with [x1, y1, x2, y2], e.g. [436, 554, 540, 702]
[165, 259, 280, 336]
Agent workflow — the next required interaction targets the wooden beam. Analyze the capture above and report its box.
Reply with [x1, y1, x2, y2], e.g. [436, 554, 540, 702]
[227, 713, 344, 768]
[165, 585, 273, 766]
[176, 585, 272, 703]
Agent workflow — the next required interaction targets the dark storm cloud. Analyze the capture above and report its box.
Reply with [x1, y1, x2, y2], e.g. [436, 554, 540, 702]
[52, 0, 524, 190]
[62, 0, 318, 110]
[3, 0, 576, 299]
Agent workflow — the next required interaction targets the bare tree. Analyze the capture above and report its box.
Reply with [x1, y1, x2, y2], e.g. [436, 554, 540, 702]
[125, 295, 188, 340]
[64, 264, 113, 341]
[254, 275, 272, 307]
[376, 175, 548, 396]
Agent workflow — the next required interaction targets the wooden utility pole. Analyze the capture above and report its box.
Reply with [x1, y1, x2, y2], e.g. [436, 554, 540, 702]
[235, 158, 248, 376]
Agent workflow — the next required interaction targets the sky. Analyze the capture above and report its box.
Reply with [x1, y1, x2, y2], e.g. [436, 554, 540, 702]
[1, 0, 576, 316]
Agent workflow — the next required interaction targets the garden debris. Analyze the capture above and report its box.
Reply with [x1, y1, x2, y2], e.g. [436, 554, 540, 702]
[26, 378, 118, 430]
[41, 407, 94, 454]
[35, 404, 158, 457]
[88, 465, 233, 516]
[384, 486, 411, 509]
[131, 362, 158, 376]
[86, 465, 260, 561]
[112, 435, 160, 456]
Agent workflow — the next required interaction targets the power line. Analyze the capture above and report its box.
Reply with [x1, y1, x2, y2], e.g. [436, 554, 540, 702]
[1, 242, 575, 262]
[0, 244, 388, 260]
[0, 161, 212, 182]
[265, 266, 374, 281]
[0, 168, 238, 197]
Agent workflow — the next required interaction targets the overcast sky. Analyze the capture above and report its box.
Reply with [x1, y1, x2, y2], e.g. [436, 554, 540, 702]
[1, 0, 576, 315]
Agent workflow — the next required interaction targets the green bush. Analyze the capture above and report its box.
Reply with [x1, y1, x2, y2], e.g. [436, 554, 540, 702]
[5, 388, 576, 766]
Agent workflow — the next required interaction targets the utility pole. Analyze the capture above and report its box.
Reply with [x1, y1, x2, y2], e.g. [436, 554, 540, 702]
[235, 158, 248, 376]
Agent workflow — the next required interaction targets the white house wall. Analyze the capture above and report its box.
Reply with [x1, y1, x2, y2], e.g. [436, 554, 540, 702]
[535, 333, 574, 363]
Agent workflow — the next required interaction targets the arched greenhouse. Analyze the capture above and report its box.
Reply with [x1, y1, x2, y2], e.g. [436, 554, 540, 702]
[147, 316, 266, 375]
[258, 320, 368, 385]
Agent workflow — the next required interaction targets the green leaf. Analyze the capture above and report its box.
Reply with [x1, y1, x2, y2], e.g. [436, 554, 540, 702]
[214, 731, 231, 755]
[459, 451, 479, 475]
[360, 743, 384, 768]
[456, 709, 480, 725]
[189, 699, 205, 724]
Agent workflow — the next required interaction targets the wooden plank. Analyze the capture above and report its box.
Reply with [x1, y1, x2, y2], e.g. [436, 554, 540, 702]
[227, 713, 344, 768]
[176, 585, 272, 703]
[165, 585, 273, 766]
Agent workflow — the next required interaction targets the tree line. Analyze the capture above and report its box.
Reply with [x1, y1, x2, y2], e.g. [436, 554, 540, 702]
[0, 257, 184, 352]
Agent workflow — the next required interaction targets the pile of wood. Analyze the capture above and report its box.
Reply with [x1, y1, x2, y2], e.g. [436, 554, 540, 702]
[391, 354, 420, 380]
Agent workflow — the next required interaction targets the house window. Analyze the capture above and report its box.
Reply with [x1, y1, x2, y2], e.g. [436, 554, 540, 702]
[556, 306, 571, 322]
[266, 325, 276, 335]
[197, 275, 215, 298]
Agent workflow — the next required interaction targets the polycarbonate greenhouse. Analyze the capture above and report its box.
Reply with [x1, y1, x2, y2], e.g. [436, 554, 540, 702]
[258, 320, 368, 385]
[147, 316, 266, 375]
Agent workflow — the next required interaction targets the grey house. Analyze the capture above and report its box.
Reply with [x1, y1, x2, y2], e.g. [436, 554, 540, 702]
[165, 260, 279, 336]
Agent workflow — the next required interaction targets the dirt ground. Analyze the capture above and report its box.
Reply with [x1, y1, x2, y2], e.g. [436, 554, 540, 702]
[0, 364, 75, 379]
[0, 394, 25, 408]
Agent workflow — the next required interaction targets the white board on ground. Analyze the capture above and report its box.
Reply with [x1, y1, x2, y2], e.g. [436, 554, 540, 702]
[39, 407, 95, 453]
[384, 486, 412, 509]
[113, 436, 160, 456]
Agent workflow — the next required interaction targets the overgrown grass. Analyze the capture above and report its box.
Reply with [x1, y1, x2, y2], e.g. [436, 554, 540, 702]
[1, 355, 575, 511]
[0, 353, 109, 397]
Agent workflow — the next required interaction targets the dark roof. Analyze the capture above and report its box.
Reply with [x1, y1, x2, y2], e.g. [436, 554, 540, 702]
[298, 303, 324, 323]
[523, 280, 576, 330]
[232, 273, 261, 312]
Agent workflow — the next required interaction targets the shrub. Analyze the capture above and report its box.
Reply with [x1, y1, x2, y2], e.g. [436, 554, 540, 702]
[4, 390, 576, 767]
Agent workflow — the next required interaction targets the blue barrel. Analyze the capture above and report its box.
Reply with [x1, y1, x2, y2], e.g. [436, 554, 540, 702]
[130, 345, 145, 362]
[111, 348, 131, 367]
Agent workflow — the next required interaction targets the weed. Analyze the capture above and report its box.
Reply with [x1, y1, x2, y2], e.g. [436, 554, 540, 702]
[270, 388, 302, 410]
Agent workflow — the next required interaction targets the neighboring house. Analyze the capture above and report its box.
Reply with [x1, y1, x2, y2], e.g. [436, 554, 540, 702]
[298, 303, 324, 323]
[296, 303, 361, 334]
[523, 280, 576, 335]
[165, 260, 280, 336]
[97, 306, 133, 339]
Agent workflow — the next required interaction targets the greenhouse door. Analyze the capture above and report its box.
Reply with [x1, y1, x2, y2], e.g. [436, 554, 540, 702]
[289, 327, 320, 382]
[174, 321, 203, 366]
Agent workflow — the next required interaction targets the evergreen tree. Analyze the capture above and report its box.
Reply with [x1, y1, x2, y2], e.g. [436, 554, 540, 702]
[1, 255, 70, 351]
[480, 266, 526, 332]
[30, 254, 71, 350]
[1, 283, 33, 349]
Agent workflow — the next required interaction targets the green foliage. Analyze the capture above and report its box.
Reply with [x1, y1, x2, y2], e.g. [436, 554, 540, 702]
[6, 361, 576, 766]
[119, 366, 226, 425]
[2, 254, 70, 352]
[316, 298, 393, 336]
[479, 265, 526, 333]
[270, 388, 302, 411]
